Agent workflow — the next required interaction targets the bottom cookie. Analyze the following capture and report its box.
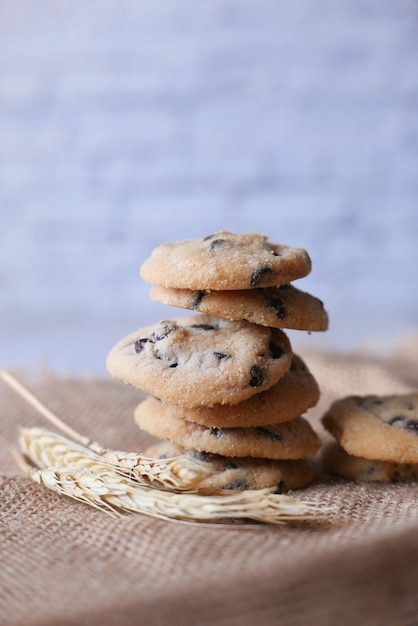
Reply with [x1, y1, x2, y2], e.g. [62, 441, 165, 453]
[322, 442, 418, 483]
[145, 441, 318, 492]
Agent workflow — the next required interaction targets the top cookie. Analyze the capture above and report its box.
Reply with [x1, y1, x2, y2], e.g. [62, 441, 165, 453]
[140, 231, 312, 290]
[106, 314, 292, 408]
[322, 393, 418, 464]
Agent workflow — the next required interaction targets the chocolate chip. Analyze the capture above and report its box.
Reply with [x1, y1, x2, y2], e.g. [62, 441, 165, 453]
[153, 322, 179, 342]
[208, 238, 231, 251]
[134, 338, 149, 353]
[270, 342, 284, 360]
[387, 415, 418, 434]
[371, 398, 384, 405]
[191, 323, 216, 331]
[251, 266, 274, 287]
[255, 426, 283, 441]
[153, 347, 178, 368]
[269, 297, 286, 320]
[273, 481, 285, 493]
[265, 243, 280, 257]
[388, 416, 406, 427]
[136, 323, 179, 351]
[249, 364, 266, 387]
[213, 352, 231, 361]
[406, 420, 418, 434]
[192, 450, 210, 462]
[210, 427, 222, 437]
[223, 478, 250, 491]
[191, 291, 206, 308]
[203, 234, 216, 241]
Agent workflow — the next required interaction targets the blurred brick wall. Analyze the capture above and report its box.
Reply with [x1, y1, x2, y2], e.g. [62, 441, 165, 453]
[1, 0, 417, 373]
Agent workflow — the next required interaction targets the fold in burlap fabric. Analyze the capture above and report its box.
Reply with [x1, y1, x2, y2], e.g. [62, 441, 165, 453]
[1, 337, 418, 626]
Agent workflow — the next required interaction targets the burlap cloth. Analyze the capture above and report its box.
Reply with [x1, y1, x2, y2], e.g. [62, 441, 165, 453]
[1, 336, 418, 626]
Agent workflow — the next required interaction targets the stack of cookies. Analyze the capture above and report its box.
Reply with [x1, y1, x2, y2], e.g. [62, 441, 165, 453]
[322, 393, 418, 483]
[107, 231, 329, 492]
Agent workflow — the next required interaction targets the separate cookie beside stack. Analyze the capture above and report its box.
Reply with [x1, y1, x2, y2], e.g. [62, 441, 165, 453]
[107, 231, 329, 492]
[322, 393, 418, 483]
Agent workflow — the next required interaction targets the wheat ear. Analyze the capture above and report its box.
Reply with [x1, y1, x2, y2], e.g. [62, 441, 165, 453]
[20, 426, 212, 491]
[1, 369, 213, 490]
[16, 452, 330, 525]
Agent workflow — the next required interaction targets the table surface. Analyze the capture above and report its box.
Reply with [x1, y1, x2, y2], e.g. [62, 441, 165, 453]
[1, 343, 418, 625]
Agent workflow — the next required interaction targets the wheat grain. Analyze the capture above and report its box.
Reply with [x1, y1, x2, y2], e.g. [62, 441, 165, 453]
[17, 452, 331, 525]
[19, 427, 213, 491]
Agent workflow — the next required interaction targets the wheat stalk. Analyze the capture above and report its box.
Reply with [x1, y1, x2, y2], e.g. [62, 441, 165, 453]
[19, 426, 213, 491]
[0, 369, 104, 453]
[16, 452, 330, 525]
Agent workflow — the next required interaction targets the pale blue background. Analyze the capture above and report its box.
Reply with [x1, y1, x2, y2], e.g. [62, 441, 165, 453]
[1, 0, 417, 375]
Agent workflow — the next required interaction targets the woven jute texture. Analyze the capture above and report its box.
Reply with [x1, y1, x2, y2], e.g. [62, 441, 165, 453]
[1, 337, 418, 626]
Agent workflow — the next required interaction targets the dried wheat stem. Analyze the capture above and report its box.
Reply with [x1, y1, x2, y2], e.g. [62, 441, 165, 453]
[17, 452, 330, 525]
[0, 368, 103, 453]
[20, 427, 214, 491]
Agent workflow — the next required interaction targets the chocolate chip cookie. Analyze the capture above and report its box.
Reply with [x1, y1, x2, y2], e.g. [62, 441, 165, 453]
[323, 442, 418, 483]
[134, 404, 321, 459]
[140, 231, 311, 290]
[150, 284, 328, 332]
[322, 393, 418, 464]
[106, 314, 292, 408]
